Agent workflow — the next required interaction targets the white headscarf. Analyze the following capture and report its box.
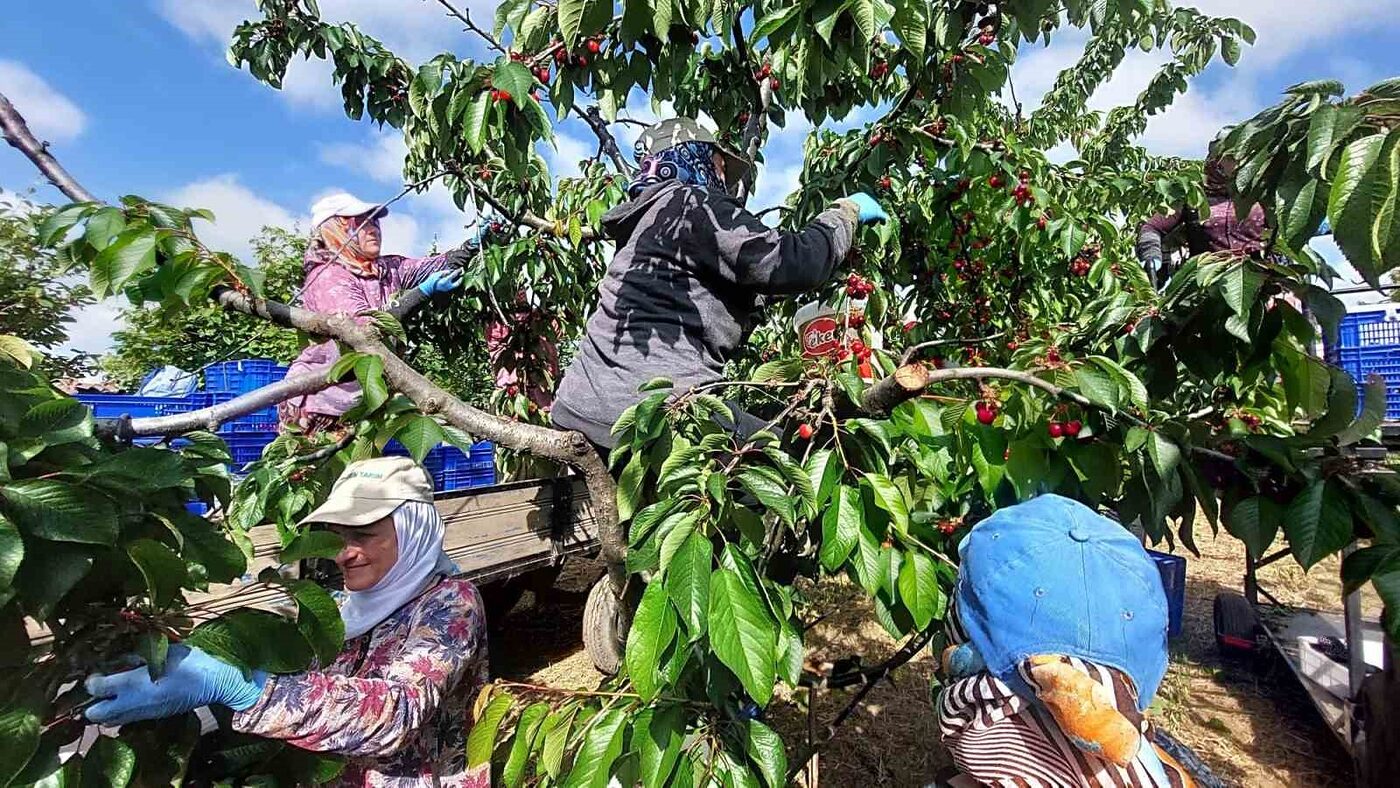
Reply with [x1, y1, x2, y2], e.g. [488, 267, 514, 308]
[339, 500, 457, 640]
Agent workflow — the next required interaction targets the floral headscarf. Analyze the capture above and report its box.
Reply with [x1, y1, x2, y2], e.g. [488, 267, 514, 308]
[312, 213, 381, 278]
[626, 140, 723, 199]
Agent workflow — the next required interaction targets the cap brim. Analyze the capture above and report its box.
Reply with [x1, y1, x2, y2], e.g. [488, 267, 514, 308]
[298, 495, 403, 528]
[721, 149, 752, 185]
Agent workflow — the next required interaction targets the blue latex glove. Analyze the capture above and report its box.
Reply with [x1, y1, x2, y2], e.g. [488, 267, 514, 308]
[845, 192, 889, 225]
[85, 645, 267, 726]
[417, 268, 464, 296]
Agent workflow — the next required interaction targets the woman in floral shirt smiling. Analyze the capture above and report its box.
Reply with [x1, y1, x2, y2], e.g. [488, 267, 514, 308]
[86, 457, 490, 786]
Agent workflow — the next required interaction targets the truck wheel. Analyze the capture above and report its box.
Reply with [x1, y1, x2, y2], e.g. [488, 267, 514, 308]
[583, 578, 626, 675]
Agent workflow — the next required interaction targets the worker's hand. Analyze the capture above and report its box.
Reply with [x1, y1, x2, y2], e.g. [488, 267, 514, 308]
[845, 192, 889, 225]
[418, 268, 464, 297]
[85, 645, 267, 726]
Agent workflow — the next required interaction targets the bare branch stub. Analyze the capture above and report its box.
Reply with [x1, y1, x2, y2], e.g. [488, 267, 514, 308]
[432, 0, 507, 55]
[578, 105, 635, 176]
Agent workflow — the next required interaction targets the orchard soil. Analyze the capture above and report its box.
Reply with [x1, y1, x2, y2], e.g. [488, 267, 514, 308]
[489, 526, 1369, 787]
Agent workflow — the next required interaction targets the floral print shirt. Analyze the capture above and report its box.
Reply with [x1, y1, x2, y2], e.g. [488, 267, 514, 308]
[233, 577, 489, 787]
[285, 253, 451, 418]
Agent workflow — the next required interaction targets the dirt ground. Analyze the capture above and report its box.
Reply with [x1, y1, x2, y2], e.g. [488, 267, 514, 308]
[488, 528, 1368, 787]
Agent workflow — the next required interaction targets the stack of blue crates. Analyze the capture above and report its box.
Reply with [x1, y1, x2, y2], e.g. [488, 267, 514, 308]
[384, 441, 497, 492]
[1335, 311, 1400, 420]
[78, 358, 496, 491]
[1147, 549, 1186, 638]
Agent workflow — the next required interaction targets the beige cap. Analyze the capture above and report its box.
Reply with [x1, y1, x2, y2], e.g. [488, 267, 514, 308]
[299, 456, 433, 528]
[635, 117, 752, 184]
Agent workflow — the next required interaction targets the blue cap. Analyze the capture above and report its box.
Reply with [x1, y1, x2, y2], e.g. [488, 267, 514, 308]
[954, 494, 1168, 711]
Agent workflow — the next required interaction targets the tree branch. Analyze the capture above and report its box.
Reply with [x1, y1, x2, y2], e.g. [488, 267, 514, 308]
[577, 105, 634, 175]
[431, 0, 507, 55]
[101, 372, 332, 439]
[900, 333, 1005, 365]
[733, 13, 771, 203]
[0, 91, 96, 203]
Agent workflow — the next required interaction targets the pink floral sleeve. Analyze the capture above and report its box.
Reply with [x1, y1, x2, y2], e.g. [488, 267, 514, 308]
[232, 578, 488, 777]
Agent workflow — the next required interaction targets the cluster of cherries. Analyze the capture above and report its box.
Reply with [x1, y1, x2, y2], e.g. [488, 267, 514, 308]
[547, 36, 603, 69]
[937, 517, 963, 535]
[845, 273, 876, 298]
[754, 63, 780, 91]
[1068, 251, 1094, 277]
[1047, 419, 1084, 438]
[870, 60, 890, 79]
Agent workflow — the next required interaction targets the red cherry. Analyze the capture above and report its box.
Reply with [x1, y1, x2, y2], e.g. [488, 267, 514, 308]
[587, 39, 602, 54]
[497, 89, 512, 102]
[952, 53, 965, 64]
[759, 63, 772, 77]
[798, 423, 815, 440]
[1048, 422, 1065, 438]
[576, 55, 589, 66]
[878, 176, 892, 190]
[769, 77, 781, 90]
[554, 49, 568, 64]
[903, 320, 918, 333]
[1065, 420, 1083, 437]
[1037, 216, 1048, 230]
[975, 403, 996, 425]
[988, 174, 1005, 188]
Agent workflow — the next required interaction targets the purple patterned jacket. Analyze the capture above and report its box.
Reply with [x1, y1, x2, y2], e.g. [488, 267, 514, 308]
[233, 577, 489, 787]
[285, 253, 450, 417]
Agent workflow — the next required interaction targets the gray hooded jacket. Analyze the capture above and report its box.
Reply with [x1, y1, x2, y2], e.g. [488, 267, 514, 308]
[551, 180, 859, 447]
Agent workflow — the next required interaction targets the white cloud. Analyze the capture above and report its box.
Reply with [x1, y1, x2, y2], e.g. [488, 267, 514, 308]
[546, 132, 596, 180]
[0, 60, 87, 143]
[163, 174, 299, 262]
[1185, 0, 1396, 68]
[58, 299, 123, 356]
[319, 132, 408, 184]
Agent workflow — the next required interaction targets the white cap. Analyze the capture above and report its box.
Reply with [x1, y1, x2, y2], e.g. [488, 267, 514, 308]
[298, 456, 433, 528]
[309, 192, 388, 231]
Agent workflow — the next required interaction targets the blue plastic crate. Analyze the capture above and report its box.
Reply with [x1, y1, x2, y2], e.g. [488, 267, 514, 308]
[226, 433, 276, 468]
[438, 465, 495, 492]
[1147, 550, 1186, 638]
[204, 359, 289, 397]
[77, 393, 173, 420]
[1336, 315, 1400, 420]
[185, 500, 210, 517]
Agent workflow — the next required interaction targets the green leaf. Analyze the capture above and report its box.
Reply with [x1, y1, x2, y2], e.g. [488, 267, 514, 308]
[135, 631, 169, 679]
[493, 60, 535, 109]
[79, 736, 135, 788]
[1148, 433, 1182, 478]
[363, 310, 407, 343]
[616, 451, 646, 522]
[184, 608, 315, 673]
[891, 0, 928, 61]
[1225, 496, 1281, 559]
[625, 580, 677, 701]
[897, 550, 941, 630]
[353, 354, 389, 413]
[709, 550, 778, 705]
[126, 539, 187, 609]
[0, 514, 22, 590]
[1328, 132, 1398, 286]
[558, 0, 590, 45]
[744, 719, 788, 788]
[463, 91, 492, 154]
[280, 530, 345, 563]
[665, 529, 712, 637]
[862, 472, 909, 536]
[1309, 365, 1359, 442]
[0, 699, 40, 786]
[288, 579, 345, 667]
[805, 449, 841, 511]
[562, 708, 626, 788]
[820, 485, 863, 571]
[636, 705, 685, 788]
[651, 0, 673, 39]
[90, 230, 157, 299]
[392, 414, 446, 463]
[13, 542, 95, 619]
[1342, 545, 1400, 595]
[1307, 104, 1365, 174]
[539, 712, 573, 779]
[0, 479, 118, 545]
[1338, 374, 1386, 445]
[1075, 366, 1120, 410]
[1220, 263, 1263, 316]
[749, 5, 799, 43]
[465, 692, 512, 768]
[738, 468, 795, 526]
[20, 398, 88, 436]
[37, 202, 93, 245]
[1284, 480, 1354, 569]
[502, 702, 549, 788]
[87, 447, 188, 492]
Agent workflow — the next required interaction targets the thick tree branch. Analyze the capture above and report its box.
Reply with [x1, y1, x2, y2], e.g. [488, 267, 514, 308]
[101, 372, 332, 439]
[0, 91, 96, 203]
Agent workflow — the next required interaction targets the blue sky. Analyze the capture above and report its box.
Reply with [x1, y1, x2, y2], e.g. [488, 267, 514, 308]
[2, 0, 1398, 357]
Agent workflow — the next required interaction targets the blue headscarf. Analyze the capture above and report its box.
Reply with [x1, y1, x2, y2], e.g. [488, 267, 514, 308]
[627, 140, 722, 199]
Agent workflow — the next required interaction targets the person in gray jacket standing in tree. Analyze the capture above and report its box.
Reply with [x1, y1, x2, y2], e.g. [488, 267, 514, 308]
[551, 118, 888, 452]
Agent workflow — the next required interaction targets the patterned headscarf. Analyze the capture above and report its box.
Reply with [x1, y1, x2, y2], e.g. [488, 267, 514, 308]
[312, 214, 381, 278]
[627, 140, 723, 199]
